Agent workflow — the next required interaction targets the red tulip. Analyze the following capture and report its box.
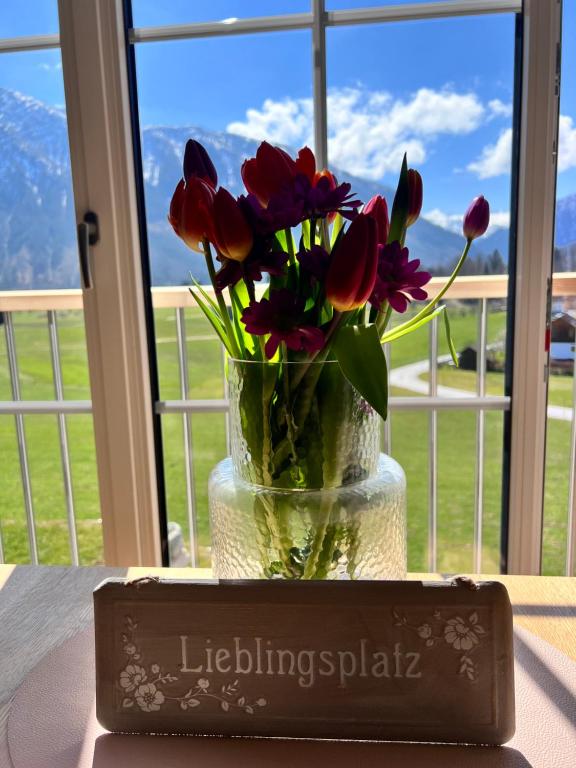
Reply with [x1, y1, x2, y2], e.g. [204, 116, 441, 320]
[363, 195, 389, 245]
[168, 177, 215, 253]
[211, 188, 253, 262]
[326, 214, 378, 312]
[406, 169, 423, 227]
[183, 139, 218, 188]
[168, 179, 186, 237]
[463, 195, 490, 240]
[295, 146, 316, 181]
[241, 141, 298, 206]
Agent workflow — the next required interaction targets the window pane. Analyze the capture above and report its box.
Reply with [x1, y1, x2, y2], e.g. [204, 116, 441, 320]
[0, 50, 101, 565]
[0, 0, 59, 37]
[327, 15, 514, 276]
[134, 29, 312, 564]
[134, 30, 312, 288]
[543, 0, 576, 575]
[0, 52, 77, 289]
[132, 0, 310, 27]
[326, 14, 515, 572]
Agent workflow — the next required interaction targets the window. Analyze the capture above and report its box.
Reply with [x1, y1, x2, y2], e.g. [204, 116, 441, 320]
[124, 0, 525, 571]
[0, 0, 567, 574]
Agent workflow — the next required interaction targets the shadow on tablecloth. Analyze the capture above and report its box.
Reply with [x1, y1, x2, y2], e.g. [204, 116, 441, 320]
[93, 732, 533, 768]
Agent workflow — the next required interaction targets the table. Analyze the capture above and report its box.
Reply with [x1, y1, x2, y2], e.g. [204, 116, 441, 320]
[1, 565, 575, 767]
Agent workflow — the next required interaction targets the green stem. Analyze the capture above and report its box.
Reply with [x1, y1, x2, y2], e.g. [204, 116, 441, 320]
[289, 310, 345, 392]
[261, 384, 273, 488]
[202, 240, 241, 358]
[376, 303, 392, 337]
[284, 228, 296, 267]
[381, 239, 472, 344]
[320, 219, 330, 250]
[310, 217, 317, 248]
[281, 342, 297, 465]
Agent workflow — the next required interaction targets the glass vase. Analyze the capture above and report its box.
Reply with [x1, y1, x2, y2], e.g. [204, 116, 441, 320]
[208, 359, 406, 579]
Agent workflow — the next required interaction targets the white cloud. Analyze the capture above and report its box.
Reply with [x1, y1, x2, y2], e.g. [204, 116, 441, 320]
[467, 128, 512, 178]
[467, 114, 576, 178]
[38, 61, 62, 72]
[226, 97, 313, 147]
[423, 209, 463, 232]
[227, 86, 485, 181]
[558, 114, 576, 172]
[424, 208, 509, 235]
[489, 211, 511, 229]
[488, 99, 513, 119]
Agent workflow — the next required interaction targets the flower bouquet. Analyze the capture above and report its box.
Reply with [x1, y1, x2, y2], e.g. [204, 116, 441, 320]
[169, 139, 490, 579]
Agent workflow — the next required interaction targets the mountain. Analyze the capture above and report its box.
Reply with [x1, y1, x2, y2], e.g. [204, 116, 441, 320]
[0, 87, 574, 290]
[140, 125, 472, 285]
[555, 194, 576, 246]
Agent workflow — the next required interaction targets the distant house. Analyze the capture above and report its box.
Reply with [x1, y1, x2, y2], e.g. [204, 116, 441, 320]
[550, 312, 576, 373]
[456, 344, 503, 372]
[458, 346, 478, 371]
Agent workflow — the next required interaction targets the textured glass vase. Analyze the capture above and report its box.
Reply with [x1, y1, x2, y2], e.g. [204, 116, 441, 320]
[208, 359, 406, 580]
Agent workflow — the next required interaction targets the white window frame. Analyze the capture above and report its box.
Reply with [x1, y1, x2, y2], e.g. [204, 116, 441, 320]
[50, 0, 561, 570]
[507, 0, 562, 573]
[58, 0, 162, 566]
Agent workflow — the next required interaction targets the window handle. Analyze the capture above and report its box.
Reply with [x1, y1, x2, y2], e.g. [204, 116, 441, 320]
[77, 211, 100, 290]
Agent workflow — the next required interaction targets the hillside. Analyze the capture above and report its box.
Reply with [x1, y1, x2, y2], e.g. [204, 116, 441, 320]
[0, 87, 573, 290]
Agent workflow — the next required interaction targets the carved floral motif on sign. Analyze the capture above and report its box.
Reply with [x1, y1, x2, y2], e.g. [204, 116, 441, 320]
[117, 616, 268, 715]
[392, 608, 487, 682]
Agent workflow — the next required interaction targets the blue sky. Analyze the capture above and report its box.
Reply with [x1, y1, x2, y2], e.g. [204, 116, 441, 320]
[0, 0, 574, 236]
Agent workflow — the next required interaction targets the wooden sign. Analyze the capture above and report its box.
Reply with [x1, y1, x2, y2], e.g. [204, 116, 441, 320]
[94, 577, 515, 745]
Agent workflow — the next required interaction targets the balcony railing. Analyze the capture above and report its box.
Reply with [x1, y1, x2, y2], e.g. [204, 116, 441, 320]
[1, 273, 575, 574]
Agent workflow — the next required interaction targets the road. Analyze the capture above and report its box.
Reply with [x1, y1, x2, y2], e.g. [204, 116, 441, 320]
[389, 358, 574, 422]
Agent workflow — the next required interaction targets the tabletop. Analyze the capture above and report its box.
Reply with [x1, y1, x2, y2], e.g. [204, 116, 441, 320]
[1, 565, 575, 767]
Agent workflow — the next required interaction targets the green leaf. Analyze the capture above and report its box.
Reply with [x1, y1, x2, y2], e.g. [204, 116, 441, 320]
[333, 323, 388, 421]
[188, 287, 235, 357]
[443, 307, 459, 367]
[330, 213, 345, 247]
[229, 282, 255, 358]
[190, 274, 220, 314]
[273, 230, 288, 251]
[388, 153, 409, 244]
[301, 219, 311, 250]
[381, 304, 446, 344]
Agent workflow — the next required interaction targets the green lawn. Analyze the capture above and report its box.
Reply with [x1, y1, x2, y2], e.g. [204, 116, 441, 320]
[421, 367, 572, 408]
[0, 303, 572, 574]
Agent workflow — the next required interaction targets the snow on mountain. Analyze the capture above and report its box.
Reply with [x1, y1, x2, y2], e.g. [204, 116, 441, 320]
[0, 87, 573, 290]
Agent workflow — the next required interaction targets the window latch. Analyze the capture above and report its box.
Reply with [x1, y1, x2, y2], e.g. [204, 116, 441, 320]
[77, 211, 100, 290]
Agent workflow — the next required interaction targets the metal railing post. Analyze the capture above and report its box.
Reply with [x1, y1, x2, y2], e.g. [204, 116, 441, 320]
[428, 316, 439, 572]
[175, 307, 199, 567]
[383, 343, 392, 455]
[47, 310, 79, 565]
[474, 298, 488, 573]
[4, 313, 38, 564]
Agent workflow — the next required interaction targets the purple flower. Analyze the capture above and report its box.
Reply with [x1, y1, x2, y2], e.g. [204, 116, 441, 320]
[239, 192, 303, 238]
[369, 241, 431, 313]
[294, 173, 362, 221]
[463, 196, 490, 240]
[241, 289, 325, 359]
[214, 245, 288, 291]
[297, 244, 330, 282]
